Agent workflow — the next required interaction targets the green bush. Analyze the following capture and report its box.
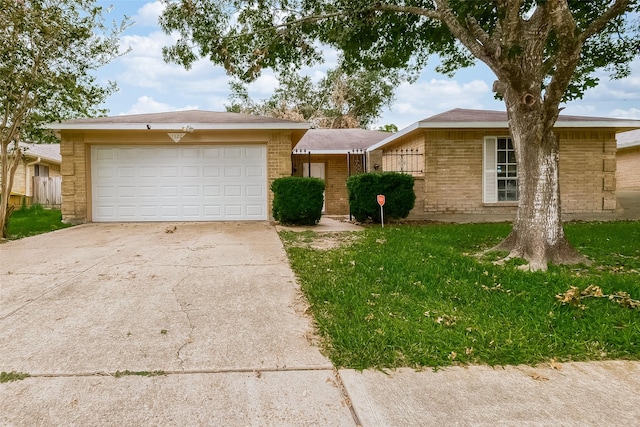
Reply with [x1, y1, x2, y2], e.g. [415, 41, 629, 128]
[347, 172, 416, 222]
[271, 176, 325, 225]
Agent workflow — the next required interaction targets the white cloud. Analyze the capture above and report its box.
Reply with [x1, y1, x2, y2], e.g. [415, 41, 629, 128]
[247, 73, 280, 96]
[377, 78, 496, 129]
[120, 96, 199, 115]
[609, 108, 640, 120]
[132, 1, 165, 27]
[115, 31, 229, 96]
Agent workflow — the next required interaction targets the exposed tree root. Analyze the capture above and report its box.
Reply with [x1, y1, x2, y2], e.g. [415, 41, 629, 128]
[484, 235, 591, 272]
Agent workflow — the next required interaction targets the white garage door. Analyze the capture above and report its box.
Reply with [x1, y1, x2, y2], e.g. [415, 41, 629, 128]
[91, 145, 267, 221]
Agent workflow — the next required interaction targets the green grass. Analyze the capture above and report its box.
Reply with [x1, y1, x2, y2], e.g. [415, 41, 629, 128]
[5, 205, 72, 240]
[280, 221, 640, 369]
[0, 371, 30, 383]
[113, 370, 166, 378]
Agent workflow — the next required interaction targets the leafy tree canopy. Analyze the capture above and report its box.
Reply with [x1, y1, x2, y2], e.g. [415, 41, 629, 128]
[225, 65, 400, 128]
[1, 0, 129, 236]
[160, 0, 639, 104]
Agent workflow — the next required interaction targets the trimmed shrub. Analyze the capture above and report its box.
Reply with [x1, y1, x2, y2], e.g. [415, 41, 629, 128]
[271, 176, 325, 225]
[347, 172, 415, 222]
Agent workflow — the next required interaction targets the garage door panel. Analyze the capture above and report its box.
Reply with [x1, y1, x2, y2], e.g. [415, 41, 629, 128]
[246, 185, 264, 197]
[204, 205, 222, 216]
[91, 145, 266, 221]
[224, 166, 242, 177]
[203, 185, 221, 197]
[160, 166, 178, 178]
[182, 186, 200, 197]
[224, 185, 242, 197]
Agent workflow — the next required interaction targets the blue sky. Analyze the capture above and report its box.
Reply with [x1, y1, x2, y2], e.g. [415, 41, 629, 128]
[96, 1, 640, 129]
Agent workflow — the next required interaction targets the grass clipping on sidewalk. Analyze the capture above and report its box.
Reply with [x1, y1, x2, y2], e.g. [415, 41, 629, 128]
[280, 222, 640, 369]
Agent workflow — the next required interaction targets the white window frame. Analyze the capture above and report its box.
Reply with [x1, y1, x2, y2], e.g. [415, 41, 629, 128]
[483, 136, 518, 203]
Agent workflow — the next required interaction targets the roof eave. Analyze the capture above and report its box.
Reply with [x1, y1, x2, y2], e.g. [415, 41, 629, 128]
[45, 122, 311, 131]
[24, 154, 61, 164]
[416, 120, 640, 129]
[292, 149, 365, 155]
[367, 122, 420, 152]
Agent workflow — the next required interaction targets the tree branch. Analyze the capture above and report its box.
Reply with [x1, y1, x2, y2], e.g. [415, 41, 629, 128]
[496, 0, 523, 48]
[579, 0, 631, 43]
[370, 2, 441, 20]
[430, 0, 501, 74]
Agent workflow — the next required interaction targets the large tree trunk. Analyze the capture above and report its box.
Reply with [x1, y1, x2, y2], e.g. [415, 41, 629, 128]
[494, 104, 588, 271]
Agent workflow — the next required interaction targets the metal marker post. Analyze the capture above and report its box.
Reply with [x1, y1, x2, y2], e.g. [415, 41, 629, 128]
[377, 194, 386, 228]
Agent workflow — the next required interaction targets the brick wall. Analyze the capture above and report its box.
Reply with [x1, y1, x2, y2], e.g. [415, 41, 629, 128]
[380, 128, 618, 221]
[59, 133, 87, 224]
[557, 130, 617, 212]
[617, 146, 640, 189]
[267, 131, 295, 217]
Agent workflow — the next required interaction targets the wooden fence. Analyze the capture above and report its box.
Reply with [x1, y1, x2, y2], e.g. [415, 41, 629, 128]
[33, 176, 62, 207]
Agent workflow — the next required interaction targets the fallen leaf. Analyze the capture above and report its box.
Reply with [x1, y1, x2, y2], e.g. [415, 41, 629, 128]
[529, 373, 549, 381]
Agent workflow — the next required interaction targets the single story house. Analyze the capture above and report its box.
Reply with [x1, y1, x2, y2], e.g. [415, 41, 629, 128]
[46, 111, 308, 223]
[616, 129, 640, 190]
[1, 142, 62, 208]
[291, 128, 389, 215]
[367, 109, 640, 222]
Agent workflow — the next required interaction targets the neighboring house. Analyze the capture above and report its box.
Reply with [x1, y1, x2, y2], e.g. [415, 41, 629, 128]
[368, 108, 640, 222]
[1, 142, 62, 208]
[616, 129, 640, 190]
[291, 128, 389, 215]
[46, 111, 308, 223]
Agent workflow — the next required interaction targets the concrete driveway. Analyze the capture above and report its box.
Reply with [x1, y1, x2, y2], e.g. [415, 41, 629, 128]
[1, 222, 354, 425]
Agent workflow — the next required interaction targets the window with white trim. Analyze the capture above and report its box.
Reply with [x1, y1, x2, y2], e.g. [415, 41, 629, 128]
[483, 136, 518, 203]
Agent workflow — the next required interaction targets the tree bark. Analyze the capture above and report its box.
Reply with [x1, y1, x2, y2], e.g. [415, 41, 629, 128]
[1, 141, 22, 238]
[493, 101, 589, 271]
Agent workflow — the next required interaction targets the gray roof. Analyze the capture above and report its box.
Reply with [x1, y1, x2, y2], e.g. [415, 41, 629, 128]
[368, 108, 640, 152]
[46, 110, 310, 131]
[294, 129, 390, 152]
[617, 129, 640, 149]
[422, 108, 631, 124]
[20, 142, 61, 164]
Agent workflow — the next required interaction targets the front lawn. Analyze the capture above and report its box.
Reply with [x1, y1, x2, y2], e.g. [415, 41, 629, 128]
[5, 205, 72, 240]
[280, 221, 640, 369]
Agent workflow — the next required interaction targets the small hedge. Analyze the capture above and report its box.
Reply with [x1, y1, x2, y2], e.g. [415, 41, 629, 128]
[271, 176, 325, 225]
[347, 172, 415, 223]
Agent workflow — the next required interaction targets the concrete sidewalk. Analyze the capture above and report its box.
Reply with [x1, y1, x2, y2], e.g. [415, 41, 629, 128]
[341, 361, 640, 426]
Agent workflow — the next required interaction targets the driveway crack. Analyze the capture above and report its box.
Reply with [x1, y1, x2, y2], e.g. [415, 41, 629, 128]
[172, 270, 196, 371]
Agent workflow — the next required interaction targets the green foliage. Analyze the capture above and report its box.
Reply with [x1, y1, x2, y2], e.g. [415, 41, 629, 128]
[271, 176, 325, 225]
[159, 0, 639, 103]
[113, 370, 165, 378]
[280, 221, 640, 369]
[377, 124, 398, 133]
[6, 207, 73, 240]
[347, 173, 415, 223]
[1, 0, 129, 237]
[0, 371, 30, 383]
[226, 66, 400, 129]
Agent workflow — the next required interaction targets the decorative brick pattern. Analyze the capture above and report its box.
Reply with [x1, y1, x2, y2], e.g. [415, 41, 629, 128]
[617, 146, 640, 190]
